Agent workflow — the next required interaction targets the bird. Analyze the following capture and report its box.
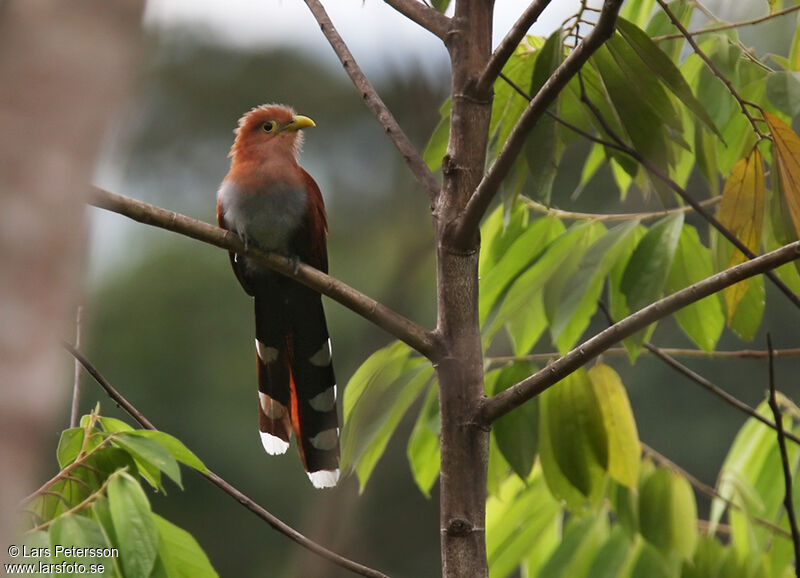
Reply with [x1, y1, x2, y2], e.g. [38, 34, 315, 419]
[217, 104, 339, 489]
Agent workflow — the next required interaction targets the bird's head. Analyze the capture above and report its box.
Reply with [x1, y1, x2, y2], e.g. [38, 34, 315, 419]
[229, 104, 315, 162]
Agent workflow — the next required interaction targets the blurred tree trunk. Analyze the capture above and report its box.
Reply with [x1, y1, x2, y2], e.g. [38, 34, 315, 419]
[0, 0, 143, 548]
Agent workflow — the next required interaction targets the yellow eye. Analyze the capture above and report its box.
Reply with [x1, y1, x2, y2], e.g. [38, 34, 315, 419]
[261, 121, 276, 133]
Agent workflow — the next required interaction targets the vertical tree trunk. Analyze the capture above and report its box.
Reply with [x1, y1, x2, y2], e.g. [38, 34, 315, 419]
[0, 0, 143, 551]
[436, 1, 494, 576]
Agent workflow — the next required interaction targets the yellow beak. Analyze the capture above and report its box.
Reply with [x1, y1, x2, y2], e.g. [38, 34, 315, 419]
[286, 115, 316, 131]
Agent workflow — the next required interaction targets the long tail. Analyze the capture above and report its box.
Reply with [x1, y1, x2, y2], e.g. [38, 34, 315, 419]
[254, 280, 339, 488]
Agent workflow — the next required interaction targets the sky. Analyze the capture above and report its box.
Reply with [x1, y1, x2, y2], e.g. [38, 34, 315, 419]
[142, 0, 599, 74]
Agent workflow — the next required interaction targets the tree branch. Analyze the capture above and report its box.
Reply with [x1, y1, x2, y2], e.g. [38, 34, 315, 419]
[451, 0, 624, 248]
[654, 4, 800, 42]
[766, 335, 800, 569]
[487, 346, 800, 364]
[90, 188, 440, 361]
[475, 0, 553, 95]
[595, 302, 800, 447]
[523, 194, 721, 222]
[478, 239, 800, 423]
[383, 0, 450, 40]
[302, 0, 441, 202]
[654, 0, 767, 139]
[65, 344, 391, 578]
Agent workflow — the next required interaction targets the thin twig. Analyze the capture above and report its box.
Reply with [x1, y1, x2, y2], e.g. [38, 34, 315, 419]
[478, 239, 800, 423]
[70, 306, 83, 428]
[654, 0, 767, 139]
[476, 0, 553, 95]
[487, 347, 800, 364]
[66, 345, 391, 578]
[522, 195, 721, 222]
[767, 334, 800, 572]
[90, 188, 440, 362]
[302, 0, 440, 202]
[594, 302, 800, 448]
[383, 0, 450, 39]
[642, 443, 793, 540]
[577, 82, 800, 309]
[452, 0, 624, 248]
[654, 4, 800, 41]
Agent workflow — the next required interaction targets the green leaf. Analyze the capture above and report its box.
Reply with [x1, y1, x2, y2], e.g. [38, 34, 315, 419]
[108, 472, 159, 578]
[57, 428, 85, 468]
[152, 514, 218, 578]
[490, 222, 599, 341]
[665, 224, 724, 352]
[540, 369, 608, 505]
[588, 364, 640, 489]
[537, 510, 609, 577]
[486, 468, 561, 578]
[628, 540, 674, 578]
[90, 497, 123, 576]
[49, 514, 111, 573]
[430, 0, 450, 13]
[727, 274, 765, 341]
[506, 288, 547, 356]
[710, 400, 800, 559]
[127, 430, 208, 474]
[639, 468, 698, 560]
[99, 416, 135, 434]
[112, 433, 182, 490]
[620, 0, 656, 27]
[423, 99, 450, 171]
[353, 364, 433, 491]
[486, 362, 539, 480]
[606, 32, 682, 133]
[586, 525, 636, 578]
[340, 341, 427, 487]
[621, 213, 684, 312]
[592, 45, 673, 197]
[479, 215, 565, 325]
[523, 30, 565, 205]
[407, 383, 440, 497]
[549, 220, 640, 352]
[616, 18, 722, 138]
[767, 71, 800, 117]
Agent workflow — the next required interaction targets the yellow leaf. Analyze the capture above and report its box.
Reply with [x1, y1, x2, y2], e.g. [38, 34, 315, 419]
[717, 148, 764, 319]
[588, 363, 640, 489]
[766, 111, 800, 238]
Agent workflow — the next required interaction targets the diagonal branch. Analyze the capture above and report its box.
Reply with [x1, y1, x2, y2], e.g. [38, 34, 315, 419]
[383, 0, 450, 40]
[766, 335, 800, 569]
[65, 344, 391, 578]
[90, 188, 440, 361]
[478, 239, 800, 424]
[595, 302, 800, 447]
[302, 0, 441, 202]
[654, 4, 800, 42]
[451, 0, 624, 248]
[475, 0, 553, 95]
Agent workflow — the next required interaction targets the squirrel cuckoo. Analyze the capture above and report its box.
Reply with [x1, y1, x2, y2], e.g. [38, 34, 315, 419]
[217, 104, 339, 488]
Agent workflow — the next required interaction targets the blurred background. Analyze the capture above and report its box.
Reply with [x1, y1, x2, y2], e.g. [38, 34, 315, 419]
[3, 1, 799, 576]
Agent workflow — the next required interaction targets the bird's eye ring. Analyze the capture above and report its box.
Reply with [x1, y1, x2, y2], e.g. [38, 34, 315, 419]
[262, 121, 276, 133]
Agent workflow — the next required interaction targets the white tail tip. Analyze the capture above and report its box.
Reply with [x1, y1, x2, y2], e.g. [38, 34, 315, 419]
[308, 468, 340, 489]
[260, 432, 290, 455]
